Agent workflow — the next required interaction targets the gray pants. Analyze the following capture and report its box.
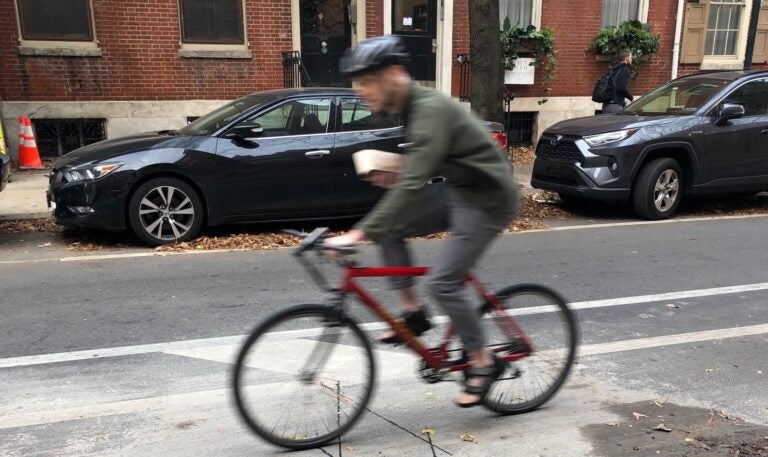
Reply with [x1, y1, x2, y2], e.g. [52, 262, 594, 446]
[378, 182, 512, 352]
[601, 102, 624, 113]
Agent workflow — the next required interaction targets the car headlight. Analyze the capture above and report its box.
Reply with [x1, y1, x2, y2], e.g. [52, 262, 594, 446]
[64, 163, 123, 183]
[584, 129, 638, 147]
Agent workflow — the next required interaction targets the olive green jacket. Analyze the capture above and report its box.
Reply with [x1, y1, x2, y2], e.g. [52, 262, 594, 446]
[355, 84, 520, 242]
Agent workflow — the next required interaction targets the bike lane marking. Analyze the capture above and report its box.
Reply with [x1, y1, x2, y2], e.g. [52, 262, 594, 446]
[2, 324, 768, 430]
[1, 282, 767, 369]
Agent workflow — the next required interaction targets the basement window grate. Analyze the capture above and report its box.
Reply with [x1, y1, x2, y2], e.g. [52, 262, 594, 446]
[505, 111, 536, 146]
[32, 119, 106, 157]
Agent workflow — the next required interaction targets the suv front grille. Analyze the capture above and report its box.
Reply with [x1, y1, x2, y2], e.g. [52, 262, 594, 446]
[536, 136, 583, 161]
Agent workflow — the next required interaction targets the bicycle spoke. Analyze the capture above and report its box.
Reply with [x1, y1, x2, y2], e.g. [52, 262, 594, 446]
[233, 306, 375, 450]
[477, 285, 577, 414]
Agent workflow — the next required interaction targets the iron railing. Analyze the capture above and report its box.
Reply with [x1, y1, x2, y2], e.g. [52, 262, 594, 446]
[281, 51, 313, 88]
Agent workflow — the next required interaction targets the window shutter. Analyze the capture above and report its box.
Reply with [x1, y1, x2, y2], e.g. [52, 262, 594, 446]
[753, 3, 768, 64]
[681, 0, 710, 64]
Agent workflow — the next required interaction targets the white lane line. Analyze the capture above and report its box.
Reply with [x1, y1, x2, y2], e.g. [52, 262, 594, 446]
[518, 213, 768, 233]
[2, 213, 767, 265]
[1, 282, 767, 369]
[3, 323, 768, 430]
[0, 248, 249, 265]
[578, 323, 768, 356]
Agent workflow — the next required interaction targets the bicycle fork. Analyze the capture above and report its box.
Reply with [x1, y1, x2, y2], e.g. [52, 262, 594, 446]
[297, 293, 348, 383]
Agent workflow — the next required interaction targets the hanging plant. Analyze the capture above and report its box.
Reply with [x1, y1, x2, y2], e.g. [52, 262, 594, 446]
[500, 20, 557, 104]
[590, 20, 660, 75]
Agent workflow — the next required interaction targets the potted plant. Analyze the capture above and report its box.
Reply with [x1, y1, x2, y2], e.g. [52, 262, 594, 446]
[500, 19, 557, 103]
[590, 20, 660, 74]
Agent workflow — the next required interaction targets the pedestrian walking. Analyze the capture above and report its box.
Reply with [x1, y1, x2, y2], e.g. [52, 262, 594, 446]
[602, 50, 634, 113]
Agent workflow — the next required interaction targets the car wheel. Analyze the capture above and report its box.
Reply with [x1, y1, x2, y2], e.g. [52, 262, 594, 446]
[633, 158, 683, 220]
[128, 177, 204, 246]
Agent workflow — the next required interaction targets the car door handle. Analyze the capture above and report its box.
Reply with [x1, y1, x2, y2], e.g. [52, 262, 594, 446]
[305, 150, 331, 159]
[397, 142, 414, 149]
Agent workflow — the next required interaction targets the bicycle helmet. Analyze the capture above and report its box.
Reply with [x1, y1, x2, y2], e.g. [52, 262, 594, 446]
[339, 35, 410, 78]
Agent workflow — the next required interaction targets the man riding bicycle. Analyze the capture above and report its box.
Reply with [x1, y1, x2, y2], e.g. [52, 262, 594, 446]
[325, 35, 521, 408]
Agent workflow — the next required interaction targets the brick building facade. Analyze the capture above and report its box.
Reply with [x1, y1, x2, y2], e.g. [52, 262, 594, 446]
[1, 0, 767, 160]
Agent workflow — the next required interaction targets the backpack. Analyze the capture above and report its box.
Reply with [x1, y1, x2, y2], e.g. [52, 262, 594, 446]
[591, 70, 615, 104]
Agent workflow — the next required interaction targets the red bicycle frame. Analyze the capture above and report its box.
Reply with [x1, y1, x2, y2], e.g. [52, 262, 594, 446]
[341, 265, 534, 372]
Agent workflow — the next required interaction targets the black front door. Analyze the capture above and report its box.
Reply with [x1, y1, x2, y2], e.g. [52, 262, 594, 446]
[301, 0, 352, 87]
[392, 0, 437, 82]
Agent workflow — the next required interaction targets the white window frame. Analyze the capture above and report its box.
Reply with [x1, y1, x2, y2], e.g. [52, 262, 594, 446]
[702, 0, 752, 70]
[600, 0, 650, 28]
[177, 0, 252, 59]
[14, 0, 102, 57]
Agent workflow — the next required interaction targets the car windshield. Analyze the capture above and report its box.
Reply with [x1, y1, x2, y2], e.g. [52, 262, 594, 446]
[623, 77, 732, 116]
[181, 95, 272, 135]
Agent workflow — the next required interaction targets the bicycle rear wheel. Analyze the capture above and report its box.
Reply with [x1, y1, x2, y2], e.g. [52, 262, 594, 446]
[232, 304, 376, 450]
[479, 284, 577, 414]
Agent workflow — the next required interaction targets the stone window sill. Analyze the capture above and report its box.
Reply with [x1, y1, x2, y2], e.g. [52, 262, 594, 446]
[700, 59, 743, 70]
[17, 40, 102, 57]
[178, 43, 252, 59]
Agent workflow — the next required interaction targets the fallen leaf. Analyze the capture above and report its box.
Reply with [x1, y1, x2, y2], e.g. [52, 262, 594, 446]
[425, 392, 434, 398]
[654, 423, 673, 432]
[665, 303, 680, 309]
[684, 437, 694, 444]
[705, 368, 714, 373]
[606, 422, 619, 426]
[421, 428, 434, 436]
[460, 433, 478, 443]
[632, 412, 648, 420]
[346, 446, 354, 451]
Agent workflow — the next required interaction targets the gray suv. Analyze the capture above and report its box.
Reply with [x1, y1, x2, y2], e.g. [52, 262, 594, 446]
[531, 70, 768, 219]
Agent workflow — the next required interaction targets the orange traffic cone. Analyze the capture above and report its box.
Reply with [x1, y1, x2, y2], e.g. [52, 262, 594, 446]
[19, 116, 43, 169]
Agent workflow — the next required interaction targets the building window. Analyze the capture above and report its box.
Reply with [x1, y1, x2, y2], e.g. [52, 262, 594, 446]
[394, 0, 431, 34]
[500, 0, 533, 27]
[601, 0, 640, 27]
[32, 119, 106, 158]
[17, 0, 93, 41]
[705, 0, 746, 56]
[180, 0, 244, 44]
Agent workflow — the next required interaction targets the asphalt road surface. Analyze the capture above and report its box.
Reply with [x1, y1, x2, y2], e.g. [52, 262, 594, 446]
[1, 215, 767, 456]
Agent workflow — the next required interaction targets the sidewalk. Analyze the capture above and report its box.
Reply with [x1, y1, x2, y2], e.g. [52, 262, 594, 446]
[0, 164, 536, 221]
[0, 168, 50, 221]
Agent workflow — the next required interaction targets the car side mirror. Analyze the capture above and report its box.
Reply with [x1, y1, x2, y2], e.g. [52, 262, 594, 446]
[714, 103, 745, 126]
[230, 123, 264, 139]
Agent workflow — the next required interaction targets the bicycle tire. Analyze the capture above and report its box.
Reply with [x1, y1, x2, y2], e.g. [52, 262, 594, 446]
[479, 284, 577, 414]
[232, 304, 376, 450]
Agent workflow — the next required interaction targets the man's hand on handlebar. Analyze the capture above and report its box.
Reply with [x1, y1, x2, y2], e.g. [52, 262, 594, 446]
[323, 229, 367, 257]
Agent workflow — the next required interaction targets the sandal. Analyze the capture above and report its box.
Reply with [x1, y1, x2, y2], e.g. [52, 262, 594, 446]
[455, 354, 507, 408]
[378, 309, 432, 345]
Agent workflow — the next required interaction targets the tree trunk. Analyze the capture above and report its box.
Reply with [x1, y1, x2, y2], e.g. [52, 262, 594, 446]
[468, 0, 504, 123]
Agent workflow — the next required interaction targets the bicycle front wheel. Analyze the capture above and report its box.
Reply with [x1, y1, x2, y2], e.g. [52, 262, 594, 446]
[232, 304, 376, 450]
[480, 284, 577, 414]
